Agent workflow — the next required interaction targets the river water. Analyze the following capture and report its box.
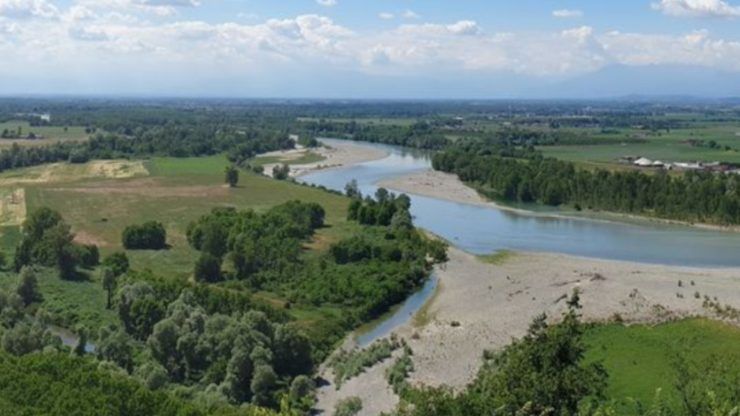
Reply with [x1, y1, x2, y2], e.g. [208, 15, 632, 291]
[303, 139, 740, 268]
[301, 139, 740, 345]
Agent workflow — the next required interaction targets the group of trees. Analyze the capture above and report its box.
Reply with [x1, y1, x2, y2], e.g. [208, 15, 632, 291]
[347, 188, 413, 229]
[13, 207, 99, 279]
[122, 221, 167, 250]
[300, 119, 450, 150]
[187, 201, 326, 284]
[433, 144, 740, 225]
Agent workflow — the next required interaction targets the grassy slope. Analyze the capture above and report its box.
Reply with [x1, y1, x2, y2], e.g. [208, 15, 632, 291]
[584, 318, 740, 408]
[0, 154, 359, 332]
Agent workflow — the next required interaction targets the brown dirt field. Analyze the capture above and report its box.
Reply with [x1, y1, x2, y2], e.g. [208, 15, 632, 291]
[73, 230, 110, 247]
[0, 160, 148, 187]
[49, 178, 229, 199]
[0, 188, 27, 227]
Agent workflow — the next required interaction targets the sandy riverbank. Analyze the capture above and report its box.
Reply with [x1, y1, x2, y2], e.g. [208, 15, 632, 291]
[262, 140, 388, 178]
[379, 169, 740, 232]
[316, 247, 740, 414]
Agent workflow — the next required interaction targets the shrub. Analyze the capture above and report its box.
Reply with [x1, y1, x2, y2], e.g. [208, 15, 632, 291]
[75, 244, 100, 268]
[102, 252, 129, 277]
[122, 221, 167, 250]
[194, 253, 222, 283]
[334, 397, 362, 416]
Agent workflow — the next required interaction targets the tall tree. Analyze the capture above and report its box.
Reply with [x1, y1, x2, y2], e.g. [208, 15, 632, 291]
[224, 165, 239, 188]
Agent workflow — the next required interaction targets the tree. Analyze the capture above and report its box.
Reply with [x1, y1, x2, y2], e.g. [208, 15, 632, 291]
[102, 268, 117, 310]
[345, 179, 361, 199]
[122, 221, 167, 250]
[74, 327, 88, 356]
[273, 164, 290, 180]
[224, 165, 239, 187]
[194, 253, 221, 283]
[96, 326, 134, 372]
[0, 250, 6, 270]
[16, 267, 41, 306]
[102, 252, 129, 277]
[250, 364, 277, 406]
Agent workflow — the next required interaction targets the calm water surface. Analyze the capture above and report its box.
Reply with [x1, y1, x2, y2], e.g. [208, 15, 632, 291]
[302, 139, 740, 343]
[303, 139, 740, 268]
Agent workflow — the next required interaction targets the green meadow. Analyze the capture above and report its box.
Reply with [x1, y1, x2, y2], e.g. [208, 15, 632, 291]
[585, 318, 740, 408]
[540, 122, 740, 168]
[0, 154, 359, 331]
[0, 120, 89, 147]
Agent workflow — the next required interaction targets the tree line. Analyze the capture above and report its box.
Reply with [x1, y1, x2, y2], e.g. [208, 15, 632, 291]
[433, 143, 740, 225]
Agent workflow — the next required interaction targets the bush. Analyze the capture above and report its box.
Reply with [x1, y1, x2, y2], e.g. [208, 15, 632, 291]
[273, 164, 290, 180]
[122, 222, 167, 250]
[333, 397, 362, 416]
[75, 244, 100, 268]
[194, 253, 222, 283]
[102, 252, 129, 277]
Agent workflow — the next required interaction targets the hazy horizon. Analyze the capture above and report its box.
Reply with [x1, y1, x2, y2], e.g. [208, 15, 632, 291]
[2, 0, 740, 98]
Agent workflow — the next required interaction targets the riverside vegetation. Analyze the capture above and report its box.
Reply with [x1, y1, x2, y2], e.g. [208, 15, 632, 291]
[3, 98, 740, 415]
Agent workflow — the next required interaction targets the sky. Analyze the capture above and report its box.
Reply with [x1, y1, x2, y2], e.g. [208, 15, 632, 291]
[1, 0, 740, 98]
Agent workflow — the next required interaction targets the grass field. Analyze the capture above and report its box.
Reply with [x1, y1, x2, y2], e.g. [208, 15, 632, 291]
[540, 122, 740, 168]
[0, 154, 359, 331]
[0, 120, 89, 147]
[584, 318, 740, 409]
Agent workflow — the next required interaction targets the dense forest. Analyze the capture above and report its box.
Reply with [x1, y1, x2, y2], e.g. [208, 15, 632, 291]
[432, 141, 740, 225]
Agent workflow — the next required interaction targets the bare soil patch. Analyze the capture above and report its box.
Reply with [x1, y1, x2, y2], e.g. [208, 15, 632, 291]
[0, 188, 26, 227]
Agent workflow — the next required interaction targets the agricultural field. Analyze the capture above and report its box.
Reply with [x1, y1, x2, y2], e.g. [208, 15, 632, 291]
[0, 120, 89, 147]
[540, 122, 740, 169]
[584, 318, 740, 408]
[0, 155, 359, 330]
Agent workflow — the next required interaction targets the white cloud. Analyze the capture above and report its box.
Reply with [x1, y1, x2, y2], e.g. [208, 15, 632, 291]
[553, 9, 583, 18]
[402, 9, 419, 19]
[1, 3, 740, 94]
[652, 0, 740, 18]
[0, 0, 58, 19]
[316, 0, 337, 7]
[378, 12, 394, 20]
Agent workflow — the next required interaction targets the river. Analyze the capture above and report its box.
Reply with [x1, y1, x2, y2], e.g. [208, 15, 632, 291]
[303, 139, 740, 268]
[301, 139, 740, 344]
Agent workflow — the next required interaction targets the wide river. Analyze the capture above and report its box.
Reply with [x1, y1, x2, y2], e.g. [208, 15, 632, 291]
[301, 139, 740, 345]
[303, 139, 740, 268]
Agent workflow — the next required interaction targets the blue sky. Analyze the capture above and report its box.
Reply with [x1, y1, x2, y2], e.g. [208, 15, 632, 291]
[1, 0, 740, 98]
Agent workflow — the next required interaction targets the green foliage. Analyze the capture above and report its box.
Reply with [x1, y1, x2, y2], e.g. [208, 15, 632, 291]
[330, 337, 400, 388]
[225, 165, 239, 187]
[333, 396, 363, 416]
[117, 281, 166, 340]
[102, 252, 129, 277]
[143, 292, 313, 406]
[0, 350, 210, 416]
[433, 143, 740, 225]
[75, 244, 100, 268]
[194, 253, 222, 283]
[16, 266, 41, 306]
[386, 345, 414, 395]
[273, 164, 290, 180]
[122, 221, 167, 250]
[400, 291, 607, 415]
[95, 325, 135, 372]
[13, 207, 81, 280]
[187, 202, 324, 282]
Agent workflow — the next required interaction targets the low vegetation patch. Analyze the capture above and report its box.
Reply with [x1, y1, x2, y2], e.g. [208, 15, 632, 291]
[329, 337, 401, 388]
